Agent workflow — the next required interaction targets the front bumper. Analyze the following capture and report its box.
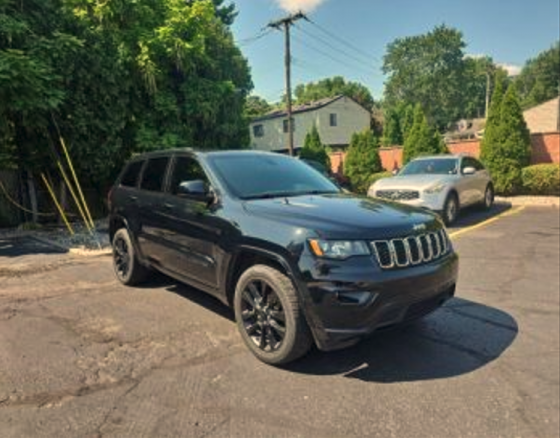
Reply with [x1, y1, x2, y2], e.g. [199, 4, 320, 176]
[297, 252, 459, 351]
[385, 191, 447, 212]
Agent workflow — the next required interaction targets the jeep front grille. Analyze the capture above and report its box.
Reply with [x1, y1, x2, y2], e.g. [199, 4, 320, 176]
[372, 229, 450, 270]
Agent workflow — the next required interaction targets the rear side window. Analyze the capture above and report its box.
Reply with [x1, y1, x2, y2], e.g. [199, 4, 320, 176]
[140, 157, 169, 192]
[120, 161, 144, 187]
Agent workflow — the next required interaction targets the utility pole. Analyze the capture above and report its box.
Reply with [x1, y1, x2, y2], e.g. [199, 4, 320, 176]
[268, 12, 307, 156]
[485, 71, 491, 118]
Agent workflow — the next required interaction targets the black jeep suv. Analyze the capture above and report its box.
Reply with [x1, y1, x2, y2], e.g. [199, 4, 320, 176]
[109, 150, 459, 365]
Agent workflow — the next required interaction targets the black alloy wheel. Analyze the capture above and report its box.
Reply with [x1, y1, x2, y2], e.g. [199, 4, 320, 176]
[113, 235, 131, 281]
[240, 279, 287, 352]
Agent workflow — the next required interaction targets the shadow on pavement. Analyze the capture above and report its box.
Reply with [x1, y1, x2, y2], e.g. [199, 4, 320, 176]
[448, 203, 511, 231]
[286, 298, 518, 383]
[0, 236, 67, 258]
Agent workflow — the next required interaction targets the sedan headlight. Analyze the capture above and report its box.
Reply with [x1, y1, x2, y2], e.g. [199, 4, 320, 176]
[425, 183, 447, 194]
[309, 240, 370, 260]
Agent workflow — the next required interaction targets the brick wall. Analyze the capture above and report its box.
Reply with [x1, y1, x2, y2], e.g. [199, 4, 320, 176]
[330, 132, 560, 174]
[531, 132, 560, 164]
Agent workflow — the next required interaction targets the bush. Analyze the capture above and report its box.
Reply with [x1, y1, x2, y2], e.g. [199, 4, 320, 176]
[403, 104, 448, 164]
[521, 164, 560, 196]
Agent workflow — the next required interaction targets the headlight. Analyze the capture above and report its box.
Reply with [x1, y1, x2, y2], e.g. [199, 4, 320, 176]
[309, 240, 370, 259]
[425, 183, 447, 194]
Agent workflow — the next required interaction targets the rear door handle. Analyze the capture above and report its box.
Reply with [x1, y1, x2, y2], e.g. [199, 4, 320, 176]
[128, 195, 138, 202]
[164, 203, 175, 210]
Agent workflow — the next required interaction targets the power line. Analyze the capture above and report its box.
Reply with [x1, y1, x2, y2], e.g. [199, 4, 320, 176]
[238, 28, 274, 47]
[291, 33, 375, 77]
[294, 24, 378, 71]
[307, 18, 383, 64]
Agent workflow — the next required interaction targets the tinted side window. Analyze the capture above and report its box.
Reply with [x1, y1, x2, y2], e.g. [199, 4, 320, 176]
[170, 157, 210, 195]
[121, 161, 144, 187]
[140, 157, 169, 192]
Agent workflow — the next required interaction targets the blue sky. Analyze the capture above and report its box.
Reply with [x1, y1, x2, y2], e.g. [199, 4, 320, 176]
[231, 0, 560, 103]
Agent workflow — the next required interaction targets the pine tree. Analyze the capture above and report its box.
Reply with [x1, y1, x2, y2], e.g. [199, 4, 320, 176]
[480, 76, 505, 164]
[401, 104, 415, 142]
[344, 130, 381, 192]
[300, 125, 331, 169]
[481, 81, 531, 194]
[402, 105, 447, 164]
[382, 110, 403, 146]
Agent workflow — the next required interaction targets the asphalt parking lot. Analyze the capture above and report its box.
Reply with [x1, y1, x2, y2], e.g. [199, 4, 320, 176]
[1, 207, 559, 438]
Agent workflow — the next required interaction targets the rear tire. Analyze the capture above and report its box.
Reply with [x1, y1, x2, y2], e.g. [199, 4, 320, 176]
[481, 184, 495, 211]
[112, 228, 149, 286]
[442, 193, 459, 226]
[234, 265, 313, 365]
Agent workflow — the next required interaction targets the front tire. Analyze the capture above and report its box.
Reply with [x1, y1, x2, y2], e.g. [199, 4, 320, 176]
[234, 265, 313, 365]
[112, 228, 149, 286]
[442, 193, 459, 226]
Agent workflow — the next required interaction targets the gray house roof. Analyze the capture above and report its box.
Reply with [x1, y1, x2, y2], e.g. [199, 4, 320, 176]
[251, 95, 368, 123]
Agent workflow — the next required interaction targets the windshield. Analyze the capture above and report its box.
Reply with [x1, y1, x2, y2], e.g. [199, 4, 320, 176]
[400, 158, 459, 176]
[207, 154, 341, 200]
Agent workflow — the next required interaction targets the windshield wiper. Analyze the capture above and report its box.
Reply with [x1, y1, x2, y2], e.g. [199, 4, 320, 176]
[243, 190, 339, 201]
[243, 191, 299, 200]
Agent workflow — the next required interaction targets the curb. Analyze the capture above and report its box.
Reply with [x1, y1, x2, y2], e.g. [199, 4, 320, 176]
[495, 196, 560, 208]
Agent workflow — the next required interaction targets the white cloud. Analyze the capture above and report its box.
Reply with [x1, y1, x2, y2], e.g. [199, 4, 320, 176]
[275, 0, 327, 13]
[497, 63, 522, 77]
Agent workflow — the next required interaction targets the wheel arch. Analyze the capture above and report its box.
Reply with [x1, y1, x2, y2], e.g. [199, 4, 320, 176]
[225, 246, 296, 308]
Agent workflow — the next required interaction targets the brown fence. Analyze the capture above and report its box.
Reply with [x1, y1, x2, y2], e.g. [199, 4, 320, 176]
[331, 132, 560, 174]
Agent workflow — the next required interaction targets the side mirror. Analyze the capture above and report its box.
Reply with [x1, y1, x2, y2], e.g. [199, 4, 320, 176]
[177, 180, 213, 203]
[463, 167, 476, 176]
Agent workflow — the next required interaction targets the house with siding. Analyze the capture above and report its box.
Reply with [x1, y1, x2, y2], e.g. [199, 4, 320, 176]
[523, 97, 560, 134]
[249, 95, 371, 153]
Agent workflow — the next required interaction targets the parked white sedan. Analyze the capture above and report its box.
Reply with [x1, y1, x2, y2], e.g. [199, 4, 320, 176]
[368, 155, 494, 225]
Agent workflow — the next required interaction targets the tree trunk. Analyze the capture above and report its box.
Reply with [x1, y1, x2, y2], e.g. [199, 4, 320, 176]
[26, 170, 38, 223]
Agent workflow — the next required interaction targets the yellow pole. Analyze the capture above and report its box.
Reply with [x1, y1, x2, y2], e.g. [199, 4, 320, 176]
[59, 136, 95, 229]
[57, 161, 92, 233]
[41, 173, 74, 235]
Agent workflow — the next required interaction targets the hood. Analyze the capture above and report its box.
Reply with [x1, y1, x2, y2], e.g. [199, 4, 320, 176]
[243, 193, 440, 240]
[373, 174, 457, 191]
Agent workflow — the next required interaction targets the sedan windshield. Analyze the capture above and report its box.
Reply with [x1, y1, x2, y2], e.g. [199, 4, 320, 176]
[400, 158, 459, 176]
[207, 154, 341, 200]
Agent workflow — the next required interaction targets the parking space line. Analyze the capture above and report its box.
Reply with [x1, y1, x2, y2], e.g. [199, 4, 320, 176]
[449, 206, 526, 241]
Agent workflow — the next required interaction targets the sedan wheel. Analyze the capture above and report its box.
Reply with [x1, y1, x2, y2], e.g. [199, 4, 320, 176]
[484, 185, 495, 210]
[443, 194, 459, 226]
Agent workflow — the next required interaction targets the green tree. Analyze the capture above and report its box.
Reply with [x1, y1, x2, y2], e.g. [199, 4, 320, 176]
[400, 104, 416, 142]
[481, 84, 531, 194]
[383, 25, 467, 130]
[344, 130, 382, 191]
[294, 76, 375, 110]
[299, 125, 330, 169]
[403, 105, 448, 164]
[515, 42, 560, 109]
[1, 0, 253, 195]
[382, 109, 403, 146]
[245, 95, 271, 118]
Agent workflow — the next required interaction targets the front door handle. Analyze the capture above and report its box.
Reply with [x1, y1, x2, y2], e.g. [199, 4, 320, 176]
[128, 195, 138, 202]
[164, 203, 175, 210]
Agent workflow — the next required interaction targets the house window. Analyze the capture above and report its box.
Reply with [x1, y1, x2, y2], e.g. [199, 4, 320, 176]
[329, 113, 338, 127]
[253, 124, 264, 138]
[283, 119, 295, 133]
